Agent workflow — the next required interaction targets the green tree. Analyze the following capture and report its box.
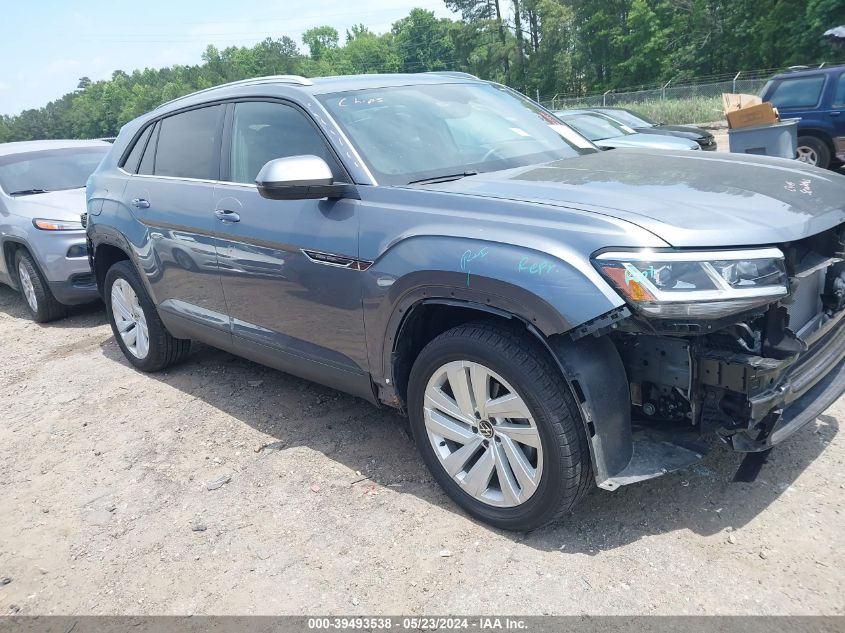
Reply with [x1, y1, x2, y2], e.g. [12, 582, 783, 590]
[302, 26, 339, 61]
[392, 8, 456, 73]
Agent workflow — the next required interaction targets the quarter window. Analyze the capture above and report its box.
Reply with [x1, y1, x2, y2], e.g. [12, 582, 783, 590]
[122, 125, 153, 173]
[137, 122, 159, 175]
[769, 76, 825, 109]
[154, 106, 224, 180]
[228, 101, 341, 184]
[834, 73, 845, 108]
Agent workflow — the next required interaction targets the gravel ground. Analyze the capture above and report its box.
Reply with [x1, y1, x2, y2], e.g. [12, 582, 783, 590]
[1, 266, 844, 616]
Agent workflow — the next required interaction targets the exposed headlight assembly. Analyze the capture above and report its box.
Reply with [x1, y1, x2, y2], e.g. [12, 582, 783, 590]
[594, 248, 788, 319]
[32, 218, 84, 231]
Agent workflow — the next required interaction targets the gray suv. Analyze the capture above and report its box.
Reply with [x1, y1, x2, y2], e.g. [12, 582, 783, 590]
[87, 74, 845, 530]
[1, 140, 110, 321]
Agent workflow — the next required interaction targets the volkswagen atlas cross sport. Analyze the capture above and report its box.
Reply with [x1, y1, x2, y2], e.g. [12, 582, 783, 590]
[0, 140, 110, 322]
[87, 73, 845, 530]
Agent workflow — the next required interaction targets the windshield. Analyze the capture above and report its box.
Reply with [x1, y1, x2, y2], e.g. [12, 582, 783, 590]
[0, 146, 108, 196]
[599, 108, 656, 128]
[557, 113, 631, 141]
[318, 83, 588, 185]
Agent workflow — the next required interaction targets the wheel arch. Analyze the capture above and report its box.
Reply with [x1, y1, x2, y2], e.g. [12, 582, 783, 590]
[388, 296, 544, 408]
[798, 128, 835, 153]
[92, 242, 131, 295]
[2, 237, 34, 289]
[387, 296, 635, 492]
[89, 227, 142, 298]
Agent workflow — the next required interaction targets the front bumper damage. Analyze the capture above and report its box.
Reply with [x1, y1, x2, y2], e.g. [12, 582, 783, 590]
[560, 226, 845, 490]
[700, 310, 845, 452]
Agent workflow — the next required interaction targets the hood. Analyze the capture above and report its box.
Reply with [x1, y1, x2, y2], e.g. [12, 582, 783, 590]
[419, 149, 845, 248]
[5, 187, 87, 223]
[595, 133, 699, 151]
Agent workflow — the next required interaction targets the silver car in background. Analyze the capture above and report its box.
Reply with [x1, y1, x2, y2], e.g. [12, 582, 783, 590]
[0, 140, 110, 321]
[555, 110, 701, 151]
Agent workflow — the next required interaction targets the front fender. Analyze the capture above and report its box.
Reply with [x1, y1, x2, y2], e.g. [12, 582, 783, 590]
[363, 235, 625, 384]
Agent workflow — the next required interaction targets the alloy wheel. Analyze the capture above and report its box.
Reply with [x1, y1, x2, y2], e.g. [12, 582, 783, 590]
[18, 260, 38, 312]
[111, 278, 150, 359]
[796, 145, 819, 165]
[423, 360, 543, 507]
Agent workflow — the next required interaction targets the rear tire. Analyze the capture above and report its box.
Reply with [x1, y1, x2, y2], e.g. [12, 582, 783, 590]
[796, 136, 831, 169]
[104, 260, 190, 372]
[407, 322, 592, 531]
[14, 250, 67, 323]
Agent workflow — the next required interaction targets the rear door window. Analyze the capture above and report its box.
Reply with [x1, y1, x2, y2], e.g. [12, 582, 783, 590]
[768, 76, 825, 108]
[153, 106, 224, 180]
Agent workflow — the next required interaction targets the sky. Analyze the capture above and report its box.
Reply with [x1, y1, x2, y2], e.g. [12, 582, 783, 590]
[0, 0, 455, 117]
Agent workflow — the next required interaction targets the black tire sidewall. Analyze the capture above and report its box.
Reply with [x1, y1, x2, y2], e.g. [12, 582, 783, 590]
[104, 260, 161, 371]
[408, 327, 583, 530]
[14, 250, 65, 323]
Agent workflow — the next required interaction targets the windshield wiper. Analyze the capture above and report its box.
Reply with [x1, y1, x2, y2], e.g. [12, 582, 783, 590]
[9, 188, 50, 196]
[407, 171, 478, 186]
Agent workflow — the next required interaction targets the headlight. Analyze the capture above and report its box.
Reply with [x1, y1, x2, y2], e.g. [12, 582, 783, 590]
[32, 218, 84, 231]
[594, 248, 788, 319]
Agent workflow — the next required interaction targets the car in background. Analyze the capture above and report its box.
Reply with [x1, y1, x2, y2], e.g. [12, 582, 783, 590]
[760, 64, 845, 169]
[0, 139, 110, 322]
[587, 107, 717, 151]
[554, 110, 700, 151]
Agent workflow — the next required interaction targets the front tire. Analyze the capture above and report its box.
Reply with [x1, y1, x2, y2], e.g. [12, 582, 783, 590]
[15, 250, 67, 323]
[407, 322, 592, 530]
[104, 260, 190, 371]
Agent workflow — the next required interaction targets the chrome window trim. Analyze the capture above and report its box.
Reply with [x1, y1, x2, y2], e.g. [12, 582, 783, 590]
[306, 98, 378, 186]
[117, 170, 220, 185]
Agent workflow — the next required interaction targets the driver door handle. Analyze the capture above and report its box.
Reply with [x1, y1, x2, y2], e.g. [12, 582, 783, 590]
[214, 209, 240, 223]
[131, 198, 150, 209]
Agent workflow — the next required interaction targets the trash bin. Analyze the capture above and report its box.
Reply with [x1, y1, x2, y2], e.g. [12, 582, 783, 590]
[727, 118, 799, 159]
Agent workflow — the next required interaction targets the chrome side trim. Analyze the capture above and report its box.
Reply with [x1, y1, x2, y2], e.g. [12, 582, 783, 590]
[301, 249, 373, 271]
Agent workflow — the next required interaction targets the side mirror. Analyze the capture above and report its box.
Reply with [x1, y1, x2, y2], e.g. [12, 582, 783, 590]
[255, 155, 354, 201]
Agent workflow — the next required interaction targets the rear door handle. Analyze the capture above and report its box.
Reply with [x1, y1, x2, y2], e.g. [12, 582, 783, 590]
[214, 209, 240, 223]
[131, 198, 150, 209]
[830, 111, 841, 117]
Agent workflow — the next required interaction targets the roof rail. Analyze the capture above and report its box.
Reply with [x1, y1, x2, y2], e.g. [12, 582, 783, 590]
[782, 62, 845, 73]
[156, 75, 313, 110]
[424, 71, 480, 80]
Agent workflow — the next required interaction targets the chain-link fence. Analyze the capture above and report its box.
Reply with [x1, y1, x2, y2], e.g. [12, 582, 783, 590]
[538, 63, 843, 112]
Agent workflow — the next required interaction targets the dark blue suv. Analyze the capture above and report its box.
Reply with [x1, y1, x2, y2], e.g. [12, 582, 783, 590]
[761, 64, 845, 169]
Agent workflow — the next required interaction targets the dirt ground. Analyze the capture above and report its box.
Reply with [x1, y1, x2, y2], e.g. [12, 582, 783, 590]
[0, 273, 844, 616]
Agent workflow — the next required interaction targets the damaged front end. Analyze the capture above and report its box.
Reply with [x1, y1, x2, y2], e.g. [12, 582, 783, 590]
[575, 226, 845, 488]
